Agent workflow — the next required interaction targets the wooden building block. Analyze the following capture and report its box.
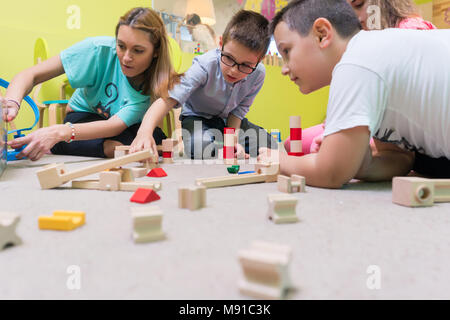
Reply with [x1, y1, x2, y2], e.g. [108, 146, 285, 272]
[392, 177, 450, 207]
[178, 185, 207, 210]
[433, 179, 450, 203]
[288, 116, 304, 157]
[0, 213, 22, 251]
[38, 211, 85, 231]
[277, 175, 306, 193]
[254, 162, 280, 182]
[163, 158, 174, 164]
[114, 145, 130, 158]
[115, 145, 132, 151]
[238, 241, 293, 300]
[267, 194, 299, 224]
[130, 167, 149, 178]
[162, 139, 175, 164]
[131, 206, 165, 243]
[162, 139, 175, 152]
[289, 116, 301, 129]
[71, 180, 162, 192]
[36, 150, 153, 189]
[99, 171, 121, 191]
[130, 188, 160, 204]
[223, 127, 236, 164]
[290, 140, 302, 153]
[109, 167, 134, 182]
[114, 150, 126, 158]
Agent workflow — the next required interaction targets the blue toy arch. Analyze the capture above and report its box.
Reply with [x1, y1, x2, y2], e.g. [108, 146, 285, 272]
[0, 78, 40, 161]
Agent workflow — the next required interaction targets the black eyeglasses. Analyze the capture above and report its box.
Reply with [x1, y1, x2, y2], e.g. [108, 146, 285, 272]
[220, 49, 258, 74]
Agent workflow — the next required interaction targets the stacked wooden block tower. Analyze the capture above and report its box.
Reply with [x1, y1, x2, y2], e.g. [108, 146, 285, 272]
[289, 116, 304, 157]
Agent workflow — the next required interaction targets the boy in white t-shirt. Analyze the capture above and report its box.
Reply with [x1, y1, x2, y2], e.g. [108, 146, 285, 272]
[259, 0, 450, 188]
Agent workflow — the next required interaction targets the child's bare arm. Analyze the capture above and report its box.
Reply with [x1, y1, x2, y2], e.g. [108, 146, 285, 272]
[355, 139, 414, 181]
[3, 55, 65, 121]
[259, 126, 371, 188]
[8, 116, 127, 161]
[130, 97, 178, 155]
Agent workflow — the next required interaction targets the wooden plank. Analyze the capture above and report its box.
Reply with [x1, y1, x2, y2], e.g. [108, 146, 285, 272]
[71, 179, 162, 192]
[196, 173, 267, 189]
[37, 150, 152, 189]
[433, 179, 450, 203]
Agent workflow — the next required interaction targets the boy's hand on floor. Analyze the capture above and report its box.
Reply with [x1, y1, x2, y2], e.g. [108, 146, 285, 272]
[235, 143, 250, 159]
[130, 133, 158, 161]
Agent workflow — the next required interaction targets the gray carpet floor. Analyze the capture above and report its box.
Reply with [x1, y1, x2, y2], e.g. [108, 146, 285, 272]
[1, 154, 450, 299]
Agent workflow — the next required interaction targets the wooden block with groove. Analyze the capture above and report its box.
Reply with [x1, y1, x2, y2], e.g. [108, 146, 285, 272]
[238, 241, 293, 300]
[277, 174, 306, 193]
[267, 194, 299, 224]
[131, 206, 165, 243]
[392, 176, 450, 207]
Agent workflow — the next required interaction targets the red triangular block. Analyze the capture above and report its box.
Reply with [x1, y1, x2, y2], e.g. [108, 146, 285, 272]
[147, 168, 167, 178]
[130, 188, 160, 204]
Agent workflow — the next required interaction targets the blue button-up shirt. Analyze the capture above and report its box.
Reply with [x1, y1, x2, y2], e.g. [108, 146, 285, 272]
[169, 48, 266, 120]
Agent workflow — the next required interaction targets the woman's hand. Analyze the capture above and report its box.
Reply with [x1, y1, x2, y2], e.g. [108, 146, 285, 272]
[7, 125, 67, 161]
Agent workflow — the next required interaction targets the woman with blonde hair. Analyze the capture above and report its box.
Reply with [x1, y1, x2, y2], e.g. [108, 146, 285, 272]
[3, 7, 180, 160]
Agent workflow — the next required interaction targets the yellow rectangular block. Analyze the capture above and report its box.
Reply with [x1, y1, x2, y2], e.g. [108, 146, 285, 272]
[38, 211, 85, 231]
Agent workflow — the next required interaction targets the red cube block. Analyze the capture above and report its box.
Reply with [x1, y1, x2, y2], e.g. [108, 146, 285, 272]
[130, 188, 160, 204]
[147, 168, 167, 177]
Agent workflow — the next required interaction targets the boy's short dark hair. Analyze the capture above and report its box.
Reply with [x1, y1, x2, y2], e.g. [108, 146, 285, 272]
[270, 0, 361, 38]
[222, 10, 270, 57]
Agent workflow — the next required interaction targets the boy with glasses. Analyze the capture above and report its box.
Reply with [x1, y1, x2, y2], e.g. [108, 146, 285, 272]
[131, 10, 277, 159]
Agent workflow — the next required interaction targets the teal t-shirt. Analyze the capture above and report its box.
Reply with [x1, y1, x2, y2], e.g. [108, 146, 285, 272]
[60, 36, 150, 127]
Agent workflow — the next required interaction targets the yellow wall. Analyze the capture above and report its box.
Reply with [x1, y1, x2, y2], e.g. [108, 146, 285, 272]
[0, 0, 149, 131]
[14, 1, 429, 139]
[247, 66, 328, 139]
